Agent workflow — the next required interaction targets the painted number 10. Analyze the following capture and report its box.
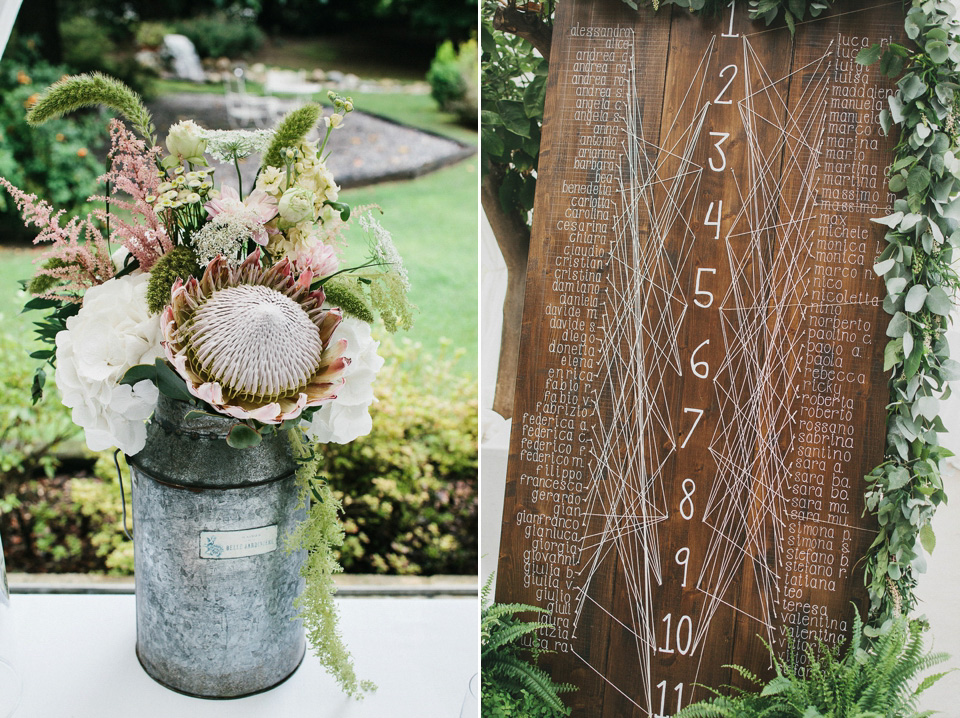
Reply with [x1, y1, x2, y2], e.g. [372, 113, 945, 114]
[659, 613, 693, 655]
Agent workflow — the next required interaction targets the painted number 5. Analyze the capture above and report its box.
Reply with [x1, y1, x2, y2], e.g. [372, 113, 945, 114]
[694, 267, 717, 308]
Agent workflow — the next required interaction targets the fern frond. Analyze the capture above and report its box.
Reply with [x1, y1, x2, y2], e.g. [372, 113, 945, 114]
[482, 621, 543, 657]
[486, 655, 569, 711]
[26, 72, 155, 144]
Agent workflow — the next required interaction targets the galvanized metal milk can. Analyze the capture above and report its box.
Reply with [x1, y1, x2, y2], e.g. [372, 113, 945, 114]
[128, 394, 306, 698]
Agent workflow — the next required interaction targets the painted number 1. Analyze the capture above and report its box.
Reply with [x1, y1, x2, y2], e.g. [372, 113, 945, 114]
[722, 0, 739, 38]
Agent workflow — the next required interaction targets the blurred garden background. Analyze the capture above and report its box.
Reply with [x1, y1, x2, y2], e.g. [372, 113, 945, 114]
[0, 0, 478, 578]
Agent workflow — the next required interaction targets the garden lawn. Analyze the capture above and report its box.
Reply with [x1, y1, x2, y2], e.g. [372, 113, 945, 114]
[0, 247, 43, 342]
[340, 154, 478, 374]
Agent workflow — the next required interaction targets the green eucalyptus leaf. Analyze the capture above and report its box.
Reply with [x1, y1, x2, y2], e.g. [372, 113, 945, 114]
[919, 523, 936, 553]
[856, 44, 882, 65]
[154, 358, 194, 403]
[926, 40, 949, 64]
[886, 312, 910, 338]
[925, 285, 953, 316]
[884, 338, 904, 371]
[904, 284, 928, 312]
[226, 423, 262, 449]
[938, 358, 960, 381]
[907, 165, 932, 194]
[119, 363, 158, 386]
[887, 466, 911, 490]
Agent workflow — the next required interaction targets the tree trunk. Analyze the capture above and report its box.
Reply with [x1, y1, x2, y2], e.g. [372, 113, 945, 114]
[493, 3, 552, 61]
[482, 165, 531, 419]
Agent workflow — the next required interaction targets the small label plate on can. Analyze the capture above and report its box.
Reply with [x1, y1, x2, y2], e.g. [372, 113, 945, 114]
[200, 525, 278, 559]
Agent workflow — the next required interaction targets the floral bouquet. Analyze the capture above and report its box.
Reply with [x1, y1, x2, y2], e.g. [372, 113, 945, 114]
[1, 73, 415, 697]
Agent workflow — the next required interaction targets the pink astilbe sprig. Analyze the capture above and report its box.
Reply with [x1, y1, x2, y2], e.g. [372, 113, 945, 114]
[0, 178, 114, 300]
[90, 119, 171, 271]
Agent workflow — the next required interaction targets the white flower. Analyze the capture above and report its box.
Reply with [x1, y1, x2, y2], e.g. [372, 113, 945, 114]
[302, 318, 383, 444]
[256, 166, 286, 196]
[55, 274, 164, 454]
[201, 128, 273, 161]
[166, 120, 207, 161]
[278, 187, 316, 224]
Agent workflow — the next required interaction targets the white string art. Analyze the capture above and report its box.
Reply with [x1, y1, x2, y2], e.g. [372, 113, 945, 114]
[561, 35, 850, 714]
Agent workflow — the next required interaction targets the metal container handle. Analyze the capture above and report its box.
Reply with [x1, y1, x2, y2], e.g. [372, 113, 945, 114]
[115, 449, 133, 542]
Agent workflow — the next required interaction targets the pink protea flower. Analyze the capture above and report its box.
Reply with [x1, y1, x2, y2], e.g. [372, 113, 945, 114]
[161, 249, 349, 424]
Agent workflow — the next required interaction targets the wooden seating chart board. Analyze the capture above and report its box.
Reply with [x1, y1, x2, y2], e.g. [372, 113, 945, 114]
[495, 1, 903, 715]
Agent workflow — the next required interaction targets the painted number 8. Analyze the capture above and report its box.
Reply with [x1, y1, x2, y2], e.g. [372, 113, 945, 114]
[680, 479, 696, 520]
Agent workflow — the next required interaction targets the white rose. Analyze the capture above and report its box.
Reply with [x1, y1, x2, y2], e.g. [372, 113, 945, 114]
[55, 274, 164, 454]
[302, 317, 384, 444]
[278, 187, 316, 225]
[166, 120, 207, 161]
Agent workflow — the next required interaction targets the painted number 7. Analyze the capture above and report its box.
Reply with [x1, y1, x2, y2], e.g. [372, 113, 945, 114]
[680, 408, 704, 449]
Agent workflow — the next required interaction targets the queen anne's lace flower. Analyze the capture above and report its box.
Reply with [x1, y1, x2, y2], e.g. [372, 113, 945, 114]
[162, 250, 350, 424]
[201, 129, 274, 161]
[303, 317, 383, 444]
[55, 273, 164, 454]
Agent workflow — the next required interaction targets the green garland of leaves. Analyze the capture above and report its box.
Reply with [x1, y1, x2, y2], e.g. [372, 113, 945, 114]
[856, 0, 960, 625]
[285, 428, 376, 699]
[622, 0, 831, 35]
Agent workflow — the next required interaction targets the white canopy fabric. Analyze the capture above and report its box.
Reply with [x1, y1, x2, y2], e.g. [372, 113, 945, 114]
[0, 0, 23, 58]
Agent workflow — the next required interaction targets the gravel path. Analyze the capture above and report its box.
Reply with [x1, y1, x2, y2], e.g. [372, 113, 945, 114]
[146, 93, 475, 191]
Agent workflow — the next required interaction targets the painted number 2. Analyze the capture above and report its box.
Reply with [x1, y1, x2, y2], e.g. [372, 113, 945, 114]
[714, 65, 738, 105]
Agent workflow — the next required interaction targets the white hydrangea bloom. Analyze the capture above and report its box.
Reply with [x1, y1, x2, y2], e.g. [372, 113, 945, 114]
[55, 273, 164, 455]
[302, 317, 384, 444]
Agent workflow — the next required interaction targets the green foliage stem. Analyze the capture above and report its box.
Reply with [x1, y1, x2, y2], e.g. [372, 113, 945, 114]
[285, 428, 375, 699]
[261, 104, 322, 170]
[25, 73, 156, 146]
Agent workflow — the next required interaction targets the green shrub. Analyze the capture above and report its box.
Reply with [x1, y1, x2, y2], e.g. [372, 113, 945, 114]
[71, 453, 134, 574]
[60, 16, 117, 74]
[58, 16, 157, 98]
[173, 12, 266, 59]
[135, 22, 172, 49]
[0, 324, 86, 571]
[0, 40, 109, 243]
[427, 39, 478, 126]
[321, 334, 478, 575]
[1, 331, 476, 576]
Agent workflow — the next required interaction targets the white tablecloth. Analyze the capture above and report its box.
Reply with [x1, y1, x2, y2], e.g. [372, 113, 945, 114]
[5, 593, 477, 718]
